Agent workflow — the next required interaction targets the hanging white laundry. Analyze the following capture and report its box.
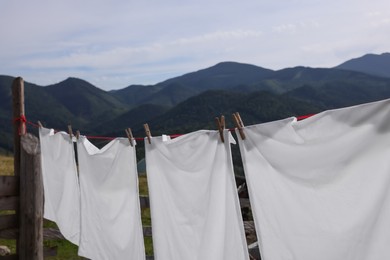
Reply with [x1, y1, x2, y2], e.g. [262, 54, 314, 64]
[237, 99, 390, 260]
[145, 130, 249, 260]
[77, 137, 145, 260]
[39, 127, 80, 245]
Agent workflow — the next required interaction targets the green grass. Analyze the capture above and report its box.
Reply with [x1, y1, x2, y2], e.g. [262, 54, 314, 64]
[43, 220, 83, 260]
[0, 155, 154, 258]
[139, 175, 154, 255]
[0, 156, 17, 254]
[0, 155, 14, 175]
[44, 240, 81, 260]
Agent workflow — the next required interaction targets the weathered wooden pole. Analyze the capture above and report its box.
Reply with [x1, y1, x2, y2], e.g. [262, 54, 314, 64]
[12, 77, 25, 176]
[19, 134, 43, 260]
[12, 77, 24, 257]
[13, 77, 44, 260]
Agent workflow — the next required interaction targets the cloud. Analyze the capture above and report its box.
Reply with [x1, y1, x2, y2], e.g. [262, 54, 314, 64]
[171, 30, 263, 45]
[0, 0, 389, 90]
[19, 28, 264, 76]
[272, 20, 320, 34]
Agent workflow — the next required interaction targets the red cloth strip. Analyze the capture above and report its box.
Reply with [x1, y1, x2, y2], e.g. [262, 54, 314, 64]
[26, 120, 41, 128]
[296, 114, 315, 121]
[13, 115, 27, 135]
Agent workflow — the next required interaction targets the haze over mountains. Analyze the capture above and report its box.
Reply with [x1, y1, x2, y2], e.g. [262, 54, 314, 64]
[1, 52, 390, 152]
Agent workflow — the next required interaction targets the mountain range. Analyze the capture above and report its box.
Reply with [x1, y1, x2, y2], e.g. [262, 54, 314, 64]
[1, 52, 390, 154]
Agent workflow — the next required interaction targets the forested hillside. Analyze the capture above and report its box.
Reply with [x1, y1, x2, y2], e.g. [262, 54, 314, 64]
[1, 53, 390, 153]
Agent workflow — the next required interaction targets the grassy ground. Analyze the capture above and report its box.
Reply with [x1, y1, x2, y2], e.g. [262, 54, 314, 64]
[0, 155, 153, 258]
[0, 156, 16, 254]
[0, 155, 13, 175]
[139, 176, 154, 256]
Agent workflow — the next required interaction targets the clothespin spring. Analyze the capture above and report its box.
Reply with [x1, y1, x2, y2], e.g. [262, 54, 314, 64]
[215, 115, 225, 143]
[232, 112, 246, 140]
[144, 124, 152, 144]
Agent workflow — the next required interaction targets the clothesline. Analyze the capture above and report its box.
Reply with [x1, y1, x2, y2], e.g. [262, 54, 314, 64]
[15, 113, 315, 141]
[37, 98, 390, 260]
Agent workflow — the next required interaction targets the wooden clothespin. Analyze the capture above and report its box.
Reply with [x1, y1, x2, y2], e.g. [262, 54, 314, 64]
[76, 130, 80, 140]
[67, 124, 73, 140]
[125, 128, 134, 147]
[37, 121, 43, 128]
[232, 112, 246, 140]
[215, 115, 225, 143]
[143, 123, 151, 144]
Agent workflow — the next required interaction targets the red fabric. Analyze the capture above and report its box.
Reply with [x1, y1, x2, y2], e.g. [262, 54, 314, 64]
[14, 115, 27, 135]
[296, 114, 315, 121]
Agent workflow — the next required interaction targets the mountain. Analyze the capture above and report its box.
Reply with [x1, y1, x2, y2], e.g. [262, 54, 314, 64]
[108, 62, 390, 109]
[110, 84, 162, 107]
[0, 76, 14, 115]
[140, 82, 199, 107]
[157, 61, 274, 91]
[111, 62, 274, 107]
[45, 77, 129, 125]
[0, 76, 17, 153]
[285, 78, 390, 109]
[111, 82, 199, 108]
[0, 76, 83, 152]
[335, 53, 390, 78]
[92, 104, 170, 136]
[2, 52, 390, 153]
[234, 66, 390, 95]
[128, 90, 322, 136]
[0, 76, 132, 151]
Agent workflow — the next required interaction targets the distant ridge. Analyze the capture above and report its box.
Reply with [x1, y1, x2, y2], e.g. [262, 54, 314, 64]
[335, 53, 390, 78]
[112, 62, 274, 107]
[45, 77, 128, 121]
[1, 52, 390, 153]
[157, 61, 274, 91]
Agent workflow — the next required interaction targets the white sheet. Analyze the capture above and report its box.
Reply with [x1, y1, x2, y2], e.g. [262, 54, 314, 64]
[77, 137, 145, 260]
[39, 127, 80, 245]
[145, 130, 249, 260]
[237, 99, 390, 260]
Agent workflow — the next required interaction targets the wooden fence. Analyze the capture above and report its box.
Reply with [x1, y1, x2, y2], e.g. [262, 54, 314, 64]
[0, 78, 259, 260]
[0, 78, 57, 259]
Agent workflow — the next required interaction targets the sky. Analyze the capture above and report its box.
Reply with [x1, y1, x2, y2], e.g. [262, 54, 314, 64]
[1, 0, 389, 90]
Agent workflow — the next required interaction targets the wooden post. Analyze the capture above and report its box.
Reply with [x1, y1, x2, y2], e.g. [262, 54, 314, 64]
[19, 134, 43, 260]
[12, 77, 24, 256]
[12, 77, 25, 176]
[12, 77, 43, 259]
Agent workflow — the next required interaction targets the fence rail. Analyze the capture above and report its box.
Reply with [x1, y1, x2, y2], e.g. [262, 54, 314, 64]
[0, 177, 19, 197]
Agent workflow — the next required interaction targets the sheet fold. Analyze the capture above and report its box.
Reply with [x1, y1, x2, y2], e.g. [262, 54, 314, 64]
[237, 99, 390, 260]
[39, 127, 80, 245]
[146, 130, 249, 260]
[77, 137, 145, 260]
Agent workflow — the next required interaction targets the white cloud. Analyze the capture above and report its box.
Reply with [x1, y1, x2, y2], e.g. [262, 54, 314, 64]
[171, 30, 263, 45]
[0, 0, 389, 90]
